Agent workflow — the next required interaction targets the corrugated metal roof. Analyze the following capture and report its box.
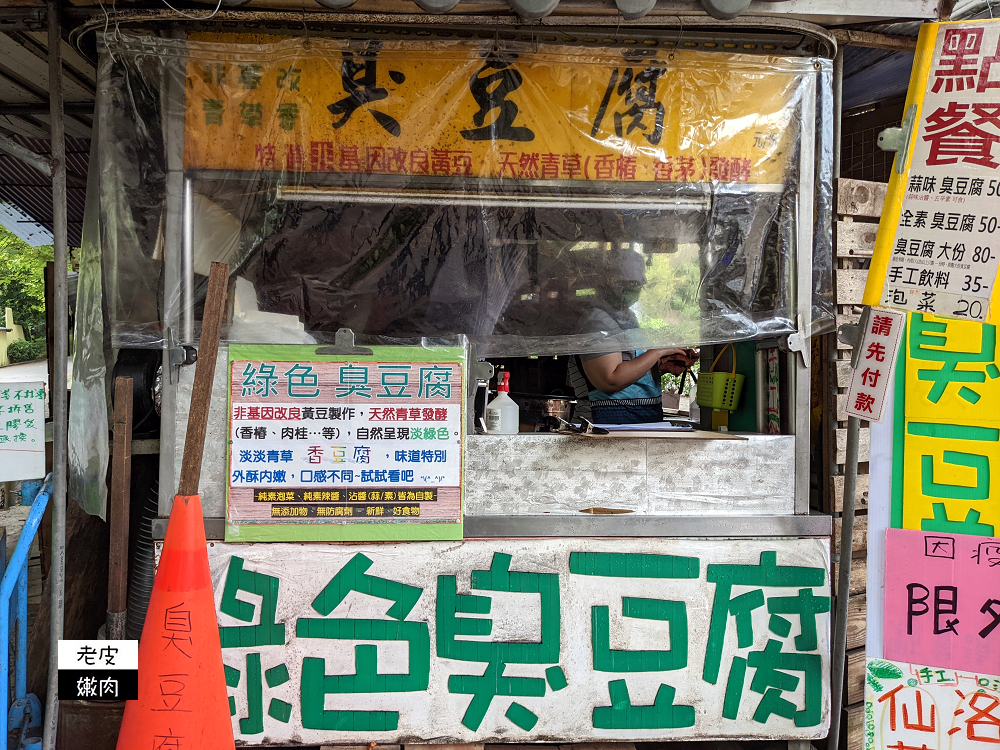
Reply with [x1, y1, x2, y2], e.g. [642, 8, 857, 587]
[842, 0, 998, 113]
[0, 135, 89, 247]
[0, 20, 94, 247]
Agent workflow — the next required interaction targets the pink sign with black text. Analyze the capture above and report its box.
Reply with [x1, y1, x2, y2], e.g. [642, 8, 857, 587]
[884, 527, 1000, 675]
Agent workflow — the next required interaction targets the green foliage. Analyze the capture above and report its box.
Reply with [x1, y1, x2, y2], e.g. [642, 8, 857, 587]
[0, 226, 53, 341]
[6, 338, 45, 363]
[636, 257, 702, 326]
[635, 250, 703, 346]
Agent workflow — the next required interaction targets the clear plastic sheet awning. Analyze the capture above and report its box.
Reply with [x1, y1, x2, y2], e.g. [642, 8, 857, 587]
[92, 32, 833, 357]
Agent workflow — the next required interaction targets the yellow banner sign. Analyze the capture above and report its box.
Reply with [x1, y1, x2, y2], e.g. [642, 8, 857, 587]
[184, 37, 811, 183]
[898, 313, 1000, 535]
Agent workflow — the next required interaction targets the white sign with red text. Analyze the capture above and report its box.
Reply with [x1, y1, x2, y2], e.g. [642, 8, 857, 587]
[865, 657, 1000, 750]
[845, 309, 905, 422]
[879, 20, 1000, 322]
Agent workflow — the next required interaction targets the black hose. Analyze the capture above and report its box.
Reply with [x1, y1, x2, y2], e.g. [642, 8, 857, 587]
[125, 473, 158, 640]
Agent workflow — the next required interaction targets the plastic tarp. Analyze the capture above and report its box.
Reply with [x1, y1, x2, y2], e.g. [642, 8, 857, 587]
[68, 130, 110, 518]
[95, 32, 832, 354]
[71, 32, 834, 513]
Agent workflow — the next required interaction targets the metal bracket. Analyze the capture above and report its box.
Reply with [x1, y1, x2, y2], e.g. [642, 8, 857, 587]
[314, 328, 374, 357]
[8, 693, 42, 747]
[878, 103, 917, 174]
[165, 329, 197, 385]
[466, 344, 495, 397]
[784, 314, 811, 368]
[838, 305, 872, 369]
[472, 360, 495, 384]
[754, 337, 784, 351]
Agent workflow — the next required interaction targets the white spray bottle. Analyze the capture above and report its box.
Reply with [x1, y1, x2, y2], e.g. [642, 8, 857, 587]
[486, 371, 519, 434]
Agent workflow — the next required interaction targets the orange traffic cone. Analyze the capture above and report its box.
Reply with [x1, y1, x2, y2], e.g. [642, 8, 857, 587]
[116, 494, 235, 750]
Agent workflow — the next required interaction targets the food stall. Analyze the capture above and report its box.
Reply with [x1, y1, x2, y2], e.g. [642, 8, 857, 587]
[67, 7, 848, 746]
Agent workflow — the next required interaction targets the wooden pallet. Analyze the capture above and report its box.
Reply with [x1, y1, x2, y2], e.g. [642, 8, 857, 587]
[825, 177, 886, 750]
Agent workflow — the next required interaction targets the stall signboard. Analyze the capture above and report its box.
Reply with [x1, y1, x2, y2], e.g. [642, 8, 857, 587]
[0, 380, 45, 483]
[207, 538, 831, 744]
[864, 656, 1000, 750]
[845, 308, 906, 422]
[226, 344, 464, 542]
[883, 528, 1000, 675]
[864, 19, 1000, 324]
[183, 35, 812, 184]
[892, 314, 1000, 536]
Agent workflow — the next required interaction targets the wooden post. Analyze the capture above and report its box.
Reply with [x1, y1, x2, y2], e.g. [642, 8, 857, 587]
[106, 376, 133, 640]
[178, 262, 229, 497]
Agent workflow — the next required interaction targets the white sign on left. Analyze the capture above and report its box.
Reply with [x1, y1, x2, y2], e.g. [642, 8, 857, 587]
[0, 380, 45, 482]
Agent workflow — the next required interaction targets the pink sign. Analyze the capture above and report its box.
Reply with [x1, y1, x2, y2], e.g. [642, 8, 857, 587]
[884, 528, 1000, 674]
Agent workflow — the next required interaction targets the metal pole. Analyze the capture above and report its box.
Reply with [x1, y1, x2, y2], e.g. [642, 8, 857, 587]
[43, 1, 68, 746]
[833, 47, 843, 181]
[828, 45, 854, 750]
[182, 177, 194, 343]
[830, 415, 861, 750]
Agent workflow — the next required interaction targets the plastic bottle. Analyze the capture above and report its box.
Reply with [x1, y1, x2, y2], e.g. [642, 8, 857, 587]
[688, 382, 700, 423]
[486, 372, 519, 434]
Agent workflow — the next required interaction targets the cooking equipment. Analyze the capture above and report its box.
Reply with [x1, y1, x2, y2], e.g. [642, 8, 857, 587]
[509, 392, 575, 432]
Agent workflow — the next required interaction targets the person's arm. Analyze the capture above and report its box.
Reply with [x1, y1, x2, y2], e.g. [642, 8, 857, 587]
[581, 349, 667, 394]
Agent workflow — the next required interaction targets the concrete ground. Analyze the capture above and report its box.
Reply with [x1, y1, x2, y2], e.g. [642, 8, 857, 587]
[0, 358, 71, 386]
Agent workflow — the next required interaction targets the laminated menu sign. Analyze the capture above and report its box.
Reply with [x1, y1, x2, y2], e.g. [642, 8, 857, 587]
[0, 381, 45, 483]
[866, 19, 1000, 323]
[226, 344, 465, 542]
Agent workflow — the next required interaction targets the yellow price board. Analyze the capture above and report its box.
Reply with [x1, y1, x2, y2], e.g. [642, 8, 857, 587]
[895, 313, 1000, 535]
[864, 19, 1000, 324]
[183, 36, 813, 183]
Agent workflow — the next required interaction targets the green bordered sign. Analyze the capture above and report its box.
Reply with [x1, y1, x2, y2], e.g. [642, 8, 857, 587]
[226, 344, 465, 542]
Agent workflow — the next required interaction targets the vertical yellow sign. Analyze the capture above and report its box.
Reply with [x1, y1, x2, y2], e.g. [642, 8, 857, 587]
[898, 313, 1000, 535]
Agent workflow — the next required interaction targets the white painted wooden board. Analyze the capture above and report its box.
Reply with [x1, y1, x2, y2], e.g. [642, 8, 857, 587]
[208, 538, 831, 745]
[835, 221, 878, 258]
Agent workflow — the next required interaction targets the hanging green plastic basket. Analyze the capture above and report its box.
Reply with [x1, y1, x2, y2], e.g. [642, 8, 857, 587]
[696, 343, 745, 412]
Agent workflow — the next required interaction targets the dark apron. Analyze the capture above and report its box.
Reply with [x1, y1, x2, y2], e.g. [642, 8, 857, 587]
[590, 396, 663, 424]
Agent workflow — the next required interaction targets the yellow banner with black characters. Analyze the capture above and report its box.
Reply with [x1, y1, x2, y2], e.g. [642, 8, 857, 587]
[183, 36, 813, 183]
[897, 313, 1000, 535]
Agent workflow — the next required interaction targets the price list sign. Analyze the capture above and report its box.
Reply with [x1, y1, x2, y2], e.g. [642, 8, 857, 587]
[226, 344, 465, 542]
[869, 19, 1000, 323]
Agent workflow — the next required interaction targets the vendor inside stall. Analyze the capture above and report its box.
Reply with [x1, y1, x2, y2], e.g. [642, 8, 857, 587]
[567, 248, 698, 424]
